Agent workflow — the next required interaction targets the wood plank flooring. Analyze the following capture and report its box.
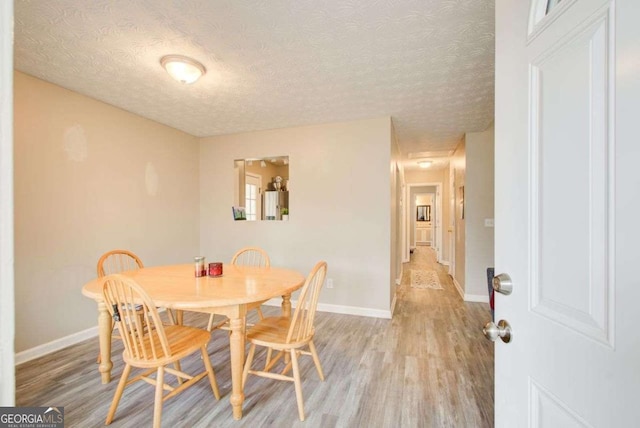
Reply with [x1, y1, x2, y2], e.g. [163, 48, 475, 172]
[16, 247, 494, 427]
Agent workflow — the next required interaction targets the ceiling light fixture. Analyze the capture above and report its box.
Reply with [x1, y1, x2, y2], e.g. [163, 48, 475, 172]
[160, 55, 206, 84]
[418, 161, 433, 169]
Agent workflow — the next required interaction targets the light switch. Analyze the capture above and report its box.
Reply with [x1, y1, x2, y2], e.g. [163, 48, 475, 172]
[484, 218, 494, 227]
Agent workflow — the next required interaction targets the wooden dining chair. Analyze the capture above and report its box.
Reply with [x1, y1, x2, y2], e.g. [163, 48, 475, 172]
[97, 249, 144, 277]
[102, 274, 220, 428]
[206, 246, 271, 331]
[96, 250, 144, 363]
[242, 261, 327, 421]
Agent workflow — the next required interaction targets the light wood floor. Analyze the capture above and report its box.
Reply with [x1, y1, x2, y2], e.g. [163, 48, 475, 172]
[16, 247, 494, 427]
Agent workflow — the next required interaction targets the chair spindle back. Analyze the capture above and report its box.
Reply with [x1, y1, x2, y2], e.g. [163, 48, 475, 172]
[231, 247, 271, 268]
[286, 261, 327, 345]
[102, 274, 171, 362]
[98, 249, 144, 277]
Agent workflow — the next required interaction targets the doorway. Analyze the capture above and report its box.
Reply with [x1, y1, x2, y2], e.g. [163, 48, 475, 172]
[404, 182, 442, 263]
[414, 192, 434, 247]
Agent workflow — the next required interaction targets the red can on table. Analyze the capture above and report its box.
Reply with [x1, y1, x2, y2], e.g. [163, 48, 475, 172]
[208, 262, 223, 277]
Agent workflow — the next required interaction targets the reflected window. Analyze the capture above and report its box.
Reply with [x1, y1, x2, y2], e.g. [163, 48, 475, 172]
[245, 183, 257, 221]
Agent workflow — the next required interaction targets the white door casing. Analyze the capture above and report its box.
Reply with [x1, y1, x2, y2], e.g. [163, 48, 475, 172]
[495, 0, 640, 426]
[405, 182, 442, 262]
[0, 0, 15, 406]
[245, 173, 262, 221]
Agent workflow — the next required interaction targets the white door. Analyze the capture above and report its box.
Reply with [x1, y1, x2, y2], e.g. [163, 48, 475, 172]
[495, 0, 640, 426]
[245, 173, 262, 221]
[415, 223, 428, 245]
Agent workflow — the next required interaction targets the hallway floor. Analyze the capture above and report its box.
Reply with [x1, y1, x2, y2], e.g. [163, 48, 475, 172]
[16, 248, 494, 426]
[397, 246, 494, 426]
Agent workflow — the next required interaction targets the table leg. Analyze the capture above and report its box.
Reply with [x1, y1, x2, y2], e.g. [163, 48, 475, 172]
[282, 294, 292, 318]
[97, 301, 113, 384]
[229, 307, 247, 420]
[282, 294, 292, 364]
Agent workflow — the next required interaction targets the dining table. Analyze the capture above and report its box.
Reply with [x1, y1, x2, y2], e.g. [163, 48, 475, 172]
[82, 263, 306, 420]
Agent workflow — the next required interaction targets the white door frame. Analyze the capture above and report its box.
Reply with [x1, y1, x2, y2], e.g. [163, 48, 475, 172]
[404, 182, 442, 262]
[0, 0, 15, 406]
[245, 172, 262, 221]
[413, 191, 434, 247]
[448, 166, 456, 276]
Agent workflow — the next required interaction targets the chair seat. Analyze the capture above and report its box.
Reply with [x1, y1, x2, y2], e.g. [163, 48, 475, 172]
[122, 325, 212, 368]
[246, 317, 312, 349]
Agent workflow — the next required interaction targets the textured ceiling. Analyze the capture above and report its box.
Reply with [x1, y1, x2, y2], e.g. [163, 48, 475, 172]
[14, 0, 494, 167]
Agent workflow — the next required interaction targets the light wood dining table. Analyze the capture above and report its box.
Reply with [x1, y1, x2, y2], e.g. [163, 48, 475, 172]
[82, 263, 305, 420]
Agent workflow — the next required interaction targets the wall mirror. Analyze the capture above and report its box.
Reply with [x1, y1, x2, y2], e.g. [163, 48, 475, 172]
[234, 156, 289, 221]
[417, 205, 431, 222]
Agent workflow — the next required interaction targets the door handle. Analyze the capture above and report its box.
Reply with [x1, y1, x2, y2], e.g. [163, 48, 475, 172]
[483, 320, 512, 343]
[493, 273, 513, 295]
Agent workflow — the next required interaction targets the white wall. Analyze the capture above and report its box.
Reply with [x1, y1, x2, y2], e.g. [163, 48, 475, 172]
[0, 0, 15, 405]
[13, 72, 200, 352]
[464, 124, 495, 300]
[199, 117, 393, 315]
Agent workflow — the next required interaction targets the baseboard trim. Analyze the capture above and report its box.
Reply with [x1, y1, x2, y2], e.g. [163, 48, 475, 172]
[452, 277, 464, 299]
[15, 300, 393, 365]
[448, 276, 489, 303]
[463, 294, 490, 303]
[264, 299, 392, 319]
[15, 325, 99, 366]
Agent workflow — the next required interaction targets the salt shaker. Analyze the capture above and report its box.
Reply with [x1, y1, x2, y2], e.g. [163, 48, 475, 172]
[194, 256, 206, 277]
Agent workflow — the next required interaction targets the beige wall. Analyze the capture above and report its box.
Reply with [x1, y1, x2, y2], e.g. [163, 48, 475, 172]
[450, 139, 466, 290]
[13, 72, 200, 352]
[465, 124, 495, 298]
[13, 74, 402, 353]
[199, 117, 394, 313]
[404, 168, 446, 184]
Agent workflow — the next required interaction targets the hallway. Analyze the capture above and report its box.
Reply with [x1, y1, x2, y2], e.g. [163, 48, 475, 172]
[396, 246, 494, 426]
[16, 248, 493, 426]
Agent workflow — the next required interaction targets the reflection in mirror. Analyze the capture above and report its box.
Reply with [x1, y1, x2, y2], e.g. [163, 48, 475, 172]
[234, 156, 289, 221]
[417, 205, 431, 222]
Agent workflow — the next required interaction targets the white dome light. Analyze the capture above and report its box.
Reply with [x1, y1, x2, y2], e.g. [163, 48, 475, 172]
[160, 55, 206, 84]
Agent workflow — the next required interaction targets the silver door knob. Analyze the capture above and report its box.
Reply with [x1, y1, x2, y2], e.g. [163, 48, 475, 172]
[483, 320, 512, 343]
[493, 273, 513, 295]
